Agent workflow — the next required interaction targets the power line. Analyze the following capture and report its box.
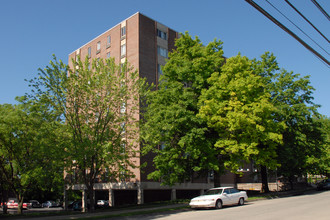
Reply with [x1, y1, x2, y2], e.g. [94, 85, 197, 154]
[285, 0, 330, 44]
[245, 0, 330, 66]
[266, 0, 329, 55]
[311, 0, 330, 21]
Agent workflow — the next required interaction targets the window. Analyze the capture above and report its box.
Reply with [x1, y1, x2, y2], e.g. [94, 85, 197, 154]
[157, 64, 163, 75]
[224, 189, 231, 194]
[157, 64, 163, 81]
[107, 35, 111, 47]
[121, 122, 126, 134]
[120, 142, 126, 155]
[107, 52, 111, 58]
[157, 46, 168, 58]
[75, 49, 80, 61]
[121, 44, 126, 57]
[96, 41, 101, 54]
[120, 102, 126, 114]
[88, 47, 91, 58]
[157, 29, 167, 40]
[121, 26, 126, 38]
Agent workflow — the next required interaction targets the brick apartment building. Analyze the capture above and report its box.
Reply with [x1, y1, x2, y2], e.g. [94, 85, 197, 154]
[67, 12, 262, 207]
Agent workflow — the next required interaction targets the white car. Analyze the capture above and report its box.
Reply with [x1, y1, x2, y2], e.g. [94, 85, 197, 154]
[189, 187, 248, 209]
[97, 200, 109, 206]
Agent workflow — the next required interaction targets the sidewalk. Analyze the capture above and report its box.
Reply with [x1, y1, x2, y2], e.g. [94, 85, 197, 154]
[3, 187, 317, 220]
[4, 203, 189, 220]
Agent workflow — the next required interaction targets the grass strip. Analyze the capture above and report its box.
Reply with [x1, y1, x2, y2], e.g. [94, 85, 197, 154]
[73, 205, 189, 220]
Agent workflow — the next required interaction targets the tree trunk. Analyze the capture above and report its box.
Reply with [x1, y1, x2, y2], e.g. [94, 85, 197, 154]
[87, 186, 95, 212]
[17, 194, 23, 215]
[214, 170, 221, 187]
[260, 165, 270, 193]
[289, 176, 294, 190]
[2, 203, 7, 214]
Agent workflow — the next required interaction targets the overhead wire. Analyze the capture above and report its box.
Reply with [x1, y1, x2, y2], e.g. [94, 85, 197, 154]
[285, 0, 330, 44]
[244, 0, 330, 67]
[311, 0, 330, 21]
[265, 0, 329, 56]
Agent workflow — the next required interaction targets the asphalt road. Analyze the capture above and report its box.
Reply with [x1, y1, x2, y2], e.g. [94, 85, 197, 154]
[112, 190, 330, 220]
[2, 190, 329, 220]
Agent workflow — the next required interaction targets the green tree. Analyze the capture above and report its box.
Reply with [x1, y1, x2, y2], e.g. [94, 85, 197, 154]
[0, 98, 66, 214]
[253, 52, 325, 190]
[142, 33, 225, 186]
[313, 116, 330, 176]
[273, 71, 324, 187]
[142, 32, 323, 193]
[198, 54, 284, 192]
[27, 56, 147, 212]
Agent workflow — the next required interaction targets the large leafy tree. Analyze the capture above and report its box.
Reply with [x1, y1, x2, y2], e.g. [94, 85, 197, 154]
[252, 52, 325, 190]
[27, 56, 147, 212]
[142, 32, 225, 186]
[271, 69, 324, 188]
[312, 116, 330, 176]
[0, 98, 66, 214]
[198, 54, 284, 192]
[142, 32, 324, 192]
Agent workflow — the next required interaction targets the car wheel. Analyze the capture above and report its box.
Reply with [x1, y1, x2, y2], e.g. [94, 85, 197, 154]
[238, 197, 244, 206]
[215, 200, 222, 209]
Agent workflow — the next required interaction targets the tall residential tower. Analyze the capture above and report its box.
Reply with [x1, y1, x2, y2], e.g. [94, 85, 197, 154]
[67, 12, 215, 207]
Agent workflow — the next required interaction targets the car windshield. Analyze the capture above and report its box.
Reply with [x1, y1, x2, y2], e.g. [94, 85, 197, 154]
[204, 189, 223, 195]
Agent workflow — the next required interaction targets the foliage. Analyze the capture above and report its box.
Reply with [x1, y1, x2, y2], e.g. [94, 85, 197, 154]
[198, 54, 284, 172]
[252, 53, 325, 184]
[302, 116, 329, 176]
[142, 32, 325, 192]
[27, 55, 148, 211]
[0, 98, 66, 213]
[141, 32, 225, 185]
[317, 116, 330, 177]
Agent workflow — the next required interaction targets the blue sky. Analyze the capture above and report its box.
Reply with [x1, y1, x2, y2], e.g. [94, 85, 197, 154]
[0, 0, 329, 116]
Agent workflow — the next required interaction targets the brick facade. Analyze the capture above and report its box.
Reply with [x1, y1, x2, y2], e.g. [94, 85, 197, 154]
[67, 13, 214, 206]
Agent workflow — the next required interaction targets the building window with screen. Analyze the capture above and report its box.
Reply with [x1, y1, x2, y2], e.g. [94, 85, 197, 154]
[157, 46, 168, 58]
[120, 102, 126, 114]
[121, 44, 126, 57]
[96, 41, 101, 54]
[107, 35, 111, 48]
[88, 47, 91, 58]
[157, 29, 167, 40]
[121, 26, 126, 39]
[157, 63, 163, 82]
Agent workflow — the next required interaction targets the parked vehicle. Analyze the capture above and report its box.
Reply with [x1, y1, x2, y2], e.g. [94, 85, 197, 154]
[29, 200, 42, 208]
[7, 198, 31, 209]
[72, 201, 82, 211]
[189, 187, 248, 209]
[42, 200, 59, 208]
[97, 200, 109, 207]
[69, 200, 92, 211]
[6, 199, 17, 209]
[317, 178, 330, 190]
